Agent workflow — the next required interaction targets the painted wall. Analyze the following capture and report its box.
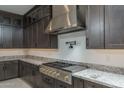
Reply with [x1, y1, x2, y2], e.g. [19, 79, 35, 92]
[27, 31, 124, 68]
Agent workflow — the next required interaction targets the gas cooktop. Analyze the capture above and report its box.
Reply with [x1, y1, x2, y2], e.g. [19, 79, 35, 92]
[43, 62, 75, 69]
[40, 61, 86, 84]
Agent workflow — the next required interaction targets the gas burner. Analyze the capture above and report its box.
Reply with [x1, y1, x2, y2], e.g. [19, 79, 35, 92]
[43, 62, 75, 68]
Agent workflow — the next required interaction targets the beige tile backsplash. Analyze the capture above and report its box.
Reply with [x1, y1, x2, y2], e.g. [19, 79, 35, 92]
[1, 31, 124, 68]
[27, 32, 124, 68]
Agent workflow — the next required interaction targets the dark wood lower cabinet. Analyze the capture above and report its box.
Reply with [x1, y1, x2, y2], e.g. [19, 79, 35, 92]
[0, 61, 19, 81]
[39, 73, 55, 88]
[84, 80, 109, 88]
[0, 62, 4, 80]
[20, 61, 34, 86]
[0, 61, 111, 88]
[73, 77, 109, 88]
[73, 77, 84, 88]
[32, 68, 42, 87]
[4, 61, 19, 79]
[55, 80, 72, 88]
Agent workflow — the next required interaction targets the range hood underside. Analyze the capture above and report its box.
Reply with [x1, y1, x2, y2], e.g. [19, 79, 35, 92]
[48, 26, 85, 34]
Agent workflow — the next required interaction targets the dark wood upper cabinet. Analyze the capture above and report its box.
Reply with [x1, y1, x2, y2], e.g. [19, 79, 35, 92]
[86, 5, 104, 49]
[2, 25, 13, 48]
[37, 19, 50, 48]
[0, 16, 4, 24]
[87, 5, 124, 49]
[0, 10, 23, 48]
[12, 17, 23, 27]
[12, 27, 23, 48]
[105, 6, 124, 48]
[0, 25, 3, 48]
[23, 5, 57, 49]
[3, 16, 11, 25]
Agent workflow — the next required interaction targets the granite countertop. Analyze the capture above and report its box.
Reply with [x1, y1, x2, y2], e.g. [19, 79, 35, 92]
[1, 56, 124, 88]
[73, 69, 124, 88]
[19, 58, 52, 66]
[0, 58, 52, 66]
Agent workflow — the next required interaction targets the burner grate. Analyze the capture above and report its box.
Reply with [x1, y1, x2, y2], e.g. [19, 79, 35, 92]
[43, 62, 75, 68]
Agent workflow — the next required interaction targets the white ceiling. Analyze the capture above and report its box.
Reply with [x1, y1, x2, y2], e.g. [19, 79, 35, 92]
[0, 5, 34, 15]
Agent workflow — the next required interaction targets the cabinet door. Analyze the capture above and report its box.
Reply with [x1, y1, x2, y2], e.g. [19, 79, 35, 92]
[12, 17, 23, 27]
[32, 23, 37, 48]
[23, 28, 27, 48]
[86, 5, 104, 49]
[0, 25, 3, 48]
[73, 77, 84, 88]
[43, 6, 51, 17]
[84, 80, 109, 88]
[40, 73, 55, 88]
[37, 20, 50, 48]
[55, 80, 72, 88]
[21, 62, 34, 86]
[2, 25, 13, 48]
[0, 16, 4, 24]
[33, 70, 43, 88]
[49, 35, 58, 48]
[3, 16, 11, 25]
[12, 27, 23, 48]
[24, 26, 31, 48]
[0, 62, 4, 80]
[105, 6, 124, 48]
[4, 61, 18, 79]
[29, 25, 34, 48]
[31, 65, 40, 87]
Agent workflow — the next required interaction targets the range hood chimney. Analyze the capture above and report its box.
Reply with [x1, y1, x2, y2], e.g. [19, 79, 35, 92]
[45, 5, 87, 34]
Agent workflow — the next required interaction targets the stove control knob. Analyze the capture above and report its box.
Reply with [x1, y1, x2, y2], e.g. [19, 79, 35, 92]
[40, 68, 44, 72]
[48, 70, 52, 74]
[64, 76, 69, 81]
[52, 71, 57, 76]
[56, 73, 60, 77]
[41, 68, 45, 71]
[45, 69, 49, 74]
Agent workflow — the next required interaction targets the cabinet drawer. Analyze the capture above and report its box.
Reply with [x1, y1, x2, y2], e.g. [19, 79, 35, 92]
[55, 80, 72, 88]
[84, 80, 109, 88]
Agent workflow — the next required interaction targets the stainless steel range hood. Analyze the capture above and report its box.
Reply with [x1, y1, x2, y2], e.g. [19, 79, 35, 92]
[45, 5, 87, 34]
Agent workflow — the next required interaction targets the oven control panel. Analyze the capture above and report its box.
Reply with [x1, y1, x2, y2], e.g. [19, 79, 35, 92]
[39, 65, 72, 84]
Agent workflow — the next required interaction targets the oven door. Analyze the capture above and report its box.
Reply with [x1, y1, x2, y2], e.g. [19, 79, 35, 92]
[55, 79, 72, 88]
[40, 73, 55, 88]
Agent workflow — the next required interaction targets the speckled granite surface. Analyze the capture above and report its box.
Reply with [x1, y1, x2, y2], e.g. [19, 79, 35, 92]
[26, 55, 124, 75]
[0, 55, 25, 61]
[73, 69, 124, 88]
[20, 58, 53, 66]
[0, 55, 124, 75]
